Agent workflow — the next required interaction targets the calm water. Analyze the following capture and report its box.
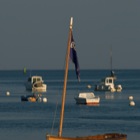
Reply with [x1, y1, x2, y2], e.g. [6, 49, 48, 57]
[0, 70, 140, 140]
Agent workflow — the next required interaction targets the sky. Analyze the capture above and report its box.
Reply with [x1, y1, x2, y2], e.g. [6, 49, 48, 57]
[0, 0, 140, 70]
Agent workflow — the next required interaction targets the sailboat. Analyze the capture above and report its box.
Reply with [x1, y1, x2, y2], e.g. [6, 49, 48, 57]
[46, 17, 127, 140]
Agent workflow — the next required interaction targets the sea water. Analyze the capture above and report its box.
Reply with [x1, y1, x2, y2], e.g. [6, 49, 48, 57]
[0, 70, 140, 140]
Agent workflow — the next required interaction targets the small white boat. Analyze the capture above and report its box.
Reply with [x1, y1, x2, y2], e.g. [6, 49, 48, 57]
[95, 76, 122, 92]
[25, 76, 47, 92]
[74, 92, 100, 104]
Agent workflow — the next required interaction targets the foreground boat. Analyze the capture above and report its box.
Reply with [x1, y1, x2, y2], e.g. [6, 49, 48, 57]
[47, 133, 126, 140]
[25, 76, 47, 92]
[46, 17, 127, 140]
[74, 92, 100, 104]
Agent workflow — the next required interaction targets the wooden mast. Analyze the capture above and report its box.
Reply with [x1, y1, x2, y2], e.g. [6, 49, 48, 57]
[58, 17, 73, 137]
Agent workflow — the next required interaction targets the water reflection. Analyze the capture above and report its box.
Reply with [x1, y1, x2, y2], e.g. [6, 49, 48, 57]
[105, 92, 114, 99]
[76, 103, 100, 106]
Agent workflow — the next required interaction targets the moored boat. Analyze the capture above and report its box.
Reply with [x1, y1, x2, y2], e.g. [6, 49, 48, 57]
[21, 94, 37, 102]
[21, 93, 43, 102]
[95, 76, 122, 92]
[25, 76, 47, 92]
[74, 92, 100, 104]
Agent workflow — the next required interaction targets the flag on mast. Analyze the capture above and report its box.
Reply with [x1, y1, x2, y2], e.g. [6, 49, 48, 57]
[70, 32, 80, 81]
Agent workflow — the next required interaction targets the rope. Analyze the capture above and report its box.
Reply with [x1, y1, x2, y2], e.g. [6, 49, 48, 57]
[51, 91, 59, 134]
[50, 53, 66, 135]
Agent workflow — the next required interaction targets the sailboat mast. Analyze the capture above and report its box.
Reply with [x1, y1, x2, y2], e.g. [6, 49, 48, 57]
[110, 45, 112, 71]
[58, 17, 73, 137]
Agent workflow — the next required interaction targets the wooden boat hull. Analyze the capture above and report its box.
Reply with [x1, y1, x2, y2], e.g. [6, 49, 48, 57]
[46, 133, 127, 140]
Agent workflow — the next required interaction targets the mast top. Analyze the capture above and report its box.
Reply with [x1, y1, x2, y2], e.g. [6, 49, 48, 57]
[70, 17, 73, 29]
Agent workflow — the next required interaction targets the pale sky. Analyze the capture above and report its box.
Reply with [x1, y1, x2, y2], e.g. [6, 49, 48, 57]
[0, 0, 140, 70]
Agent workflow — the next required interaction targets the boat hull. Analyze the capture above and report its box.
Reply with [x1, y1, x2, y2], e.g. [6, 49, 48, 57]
[46, 133, 127, 140]
[74, 97, 100, 104]
[21, 96, 28, 101]
[25, 83, 47, 92]
[32, 84, 47, 92]
[95, 85, 122, 92]
[21, 95, 37, 102]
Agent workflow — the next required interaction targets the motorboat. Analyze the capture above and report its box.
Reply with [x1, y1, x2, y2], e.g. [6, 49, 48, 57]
[74, 92, 100, 104]
[25, 76, 47, 92]
[21, 93, 43, 102]
[95, 76, 122, 92]
[21, 94, 37, 102]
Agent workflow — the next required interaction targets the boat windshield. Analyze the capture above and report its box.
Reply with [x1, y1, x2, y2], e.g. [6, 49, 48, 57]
[37, 78, 42, 82]
[33, 78, 36, 83]
[32, 77, 42, 83]
[106, 78, 113, 84]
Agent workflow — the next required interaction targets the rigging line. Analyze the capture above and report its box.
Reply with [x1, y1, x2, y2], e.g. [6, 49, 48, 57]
[50, 54, 67, 135]
[51, 90, 59, 135]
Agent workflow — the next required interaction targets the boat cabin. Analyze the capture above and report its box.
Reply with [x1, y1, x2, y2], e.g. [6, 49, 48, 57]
[78, 92, 95, 98]
[102, 77, 114, 86]
[28, 76, 43, 84]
